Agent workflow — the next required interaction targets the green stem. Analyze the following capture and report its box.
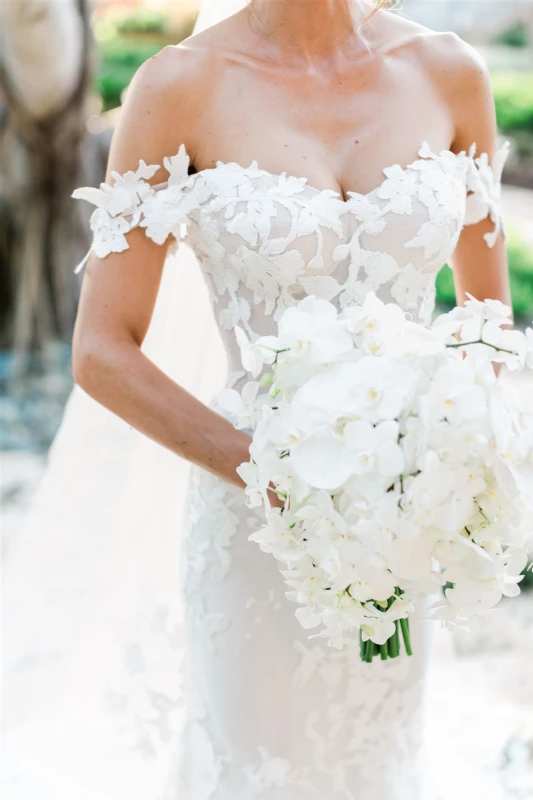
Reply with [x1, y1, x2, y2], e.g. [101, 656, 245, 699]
[364, 640, 372, 663]
[446, 339, 517, 356]
[400, 618, 413, 657]
[393, 621, 401, 657]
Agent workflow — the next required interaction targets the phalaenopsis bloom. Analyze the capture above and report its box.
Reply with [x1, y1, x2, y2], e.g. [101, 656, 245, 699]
[219, 293, 533, 661]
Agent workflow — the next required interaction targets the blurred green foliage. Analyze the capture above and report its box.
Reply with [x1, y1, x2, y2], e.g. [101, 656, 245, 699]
[492, 73, 533, 134]
[97, 38, 162, 109]
[116, 9, 166, 35]
[95, 8, 196, 109]
[436, 228, 533, 320]
[492, 23, 530, 49]
[95, 11, 533, 135]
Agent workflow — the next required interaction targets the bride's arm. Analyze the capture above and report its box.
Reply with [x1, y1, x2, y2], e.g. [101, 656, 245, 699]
[447, 44, 512, 310]
[73, 48, 251, 488]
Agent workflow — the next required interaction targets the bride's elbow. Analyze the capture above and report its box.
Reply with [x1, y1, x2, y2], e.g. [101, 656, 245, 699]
[72, 329, 118, 398]
[72, 334, 102, 394]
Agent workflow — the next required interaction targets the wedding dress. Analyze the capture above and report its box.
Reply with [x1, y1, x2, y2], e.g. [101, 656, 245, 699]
[76, 138, 507, 800]
[2, 2, 509, 799]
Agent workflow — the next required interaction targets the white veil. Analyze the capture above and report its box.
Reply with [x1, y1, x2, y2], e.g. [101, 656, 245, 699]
[2, 2, 246, 798]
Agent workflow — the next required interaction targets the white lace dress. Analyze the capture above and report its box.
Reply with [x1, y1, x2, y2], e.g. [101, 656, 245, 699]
[76, 139, 508, 800]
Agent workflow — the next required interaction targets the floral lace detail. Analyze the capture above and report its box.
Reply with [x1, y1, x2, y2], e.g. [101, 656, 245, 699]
[243, 747, 317, 796]
[465, 141, 510, 247]
[181, 468, 242, 654]
[177, 459, 435, 799]
[104, 604, 186, 755]
[74, 139, 508, 393]
[72, 145, 198, 270]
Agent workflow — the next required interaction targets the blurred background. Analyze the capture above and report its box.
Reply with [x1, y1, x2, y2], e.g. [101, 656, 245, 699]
[1, 1, 532, 797]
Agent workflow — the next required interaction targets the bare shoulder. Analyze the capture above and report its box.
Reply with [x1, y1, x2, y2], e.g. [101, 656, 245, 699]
[413, 27, 489, 97]
[409, 26, 496, 152]
[105, 38, 219, 177]
[382, 13, 488, 87]
[381, 13, 495, 151]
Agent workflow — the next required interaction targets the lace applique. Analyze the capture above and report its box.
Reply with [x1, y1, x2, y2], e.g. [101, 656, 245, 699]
[104, 604, 186, 754]
[72, 145, 197, 270]
[464, 141, 510, 247]
[181, 468, 243, 654]
[73, 139, 508, 345]
[179, 714, 226, 799]
[72, 137, 509, 405]
[243, 747, 317, 796]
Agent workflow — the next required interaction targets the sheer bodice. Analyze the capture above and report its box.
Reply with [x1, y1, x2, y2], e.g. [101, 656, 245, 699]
[74, 140, 507, 391]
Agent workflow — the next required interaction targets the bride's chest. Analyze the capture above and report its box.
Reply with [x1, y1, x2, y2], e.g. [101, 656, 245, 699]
[182, 149, 469, 321]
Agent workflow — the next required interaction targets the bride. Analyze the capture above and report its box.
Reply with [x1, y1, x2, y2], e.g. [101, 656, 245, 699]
[4, 0, 511, 798]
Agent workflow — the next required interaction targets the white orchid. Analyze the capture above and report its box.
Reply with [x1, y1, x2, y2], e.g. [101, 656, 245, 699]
[345, 419, 404, 477]
[443, 546, 528, 610]
[217, 381, 260, 429]
[236, 461, 271, 508]
[233, 326, 272, 378]
[295, 491, 348, 540]
[276, 296, 353, 364]
[249, 508, 301, 562]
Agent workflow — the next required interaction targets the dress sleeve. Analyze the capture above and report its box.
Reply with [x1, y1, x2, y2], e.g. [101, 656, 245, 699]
[464, 140, 510, 248]
[72, 144, 198, 272]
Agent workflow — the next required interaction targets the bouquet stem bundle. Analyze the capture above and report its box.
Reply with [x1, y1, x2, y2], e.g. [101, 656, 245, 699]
[360, 593, 412, 662]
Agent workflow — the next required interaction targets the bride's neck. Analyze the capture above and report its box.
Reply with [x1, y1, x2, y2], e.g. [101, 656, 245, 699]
[248, 0, 373, 56]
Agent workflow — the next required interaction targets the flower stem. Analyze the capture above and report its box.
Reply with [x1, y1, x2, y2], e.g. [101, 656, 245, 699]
[387, 630, 397, 659]
[446, 339, 517, 356]
[400, 618, 413, 656]
[359, 592, 414, 663]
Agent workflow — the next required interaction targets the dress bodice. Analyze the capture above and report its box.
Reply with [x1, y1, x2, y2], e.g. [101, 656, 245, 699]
[74, 140, 508, 386]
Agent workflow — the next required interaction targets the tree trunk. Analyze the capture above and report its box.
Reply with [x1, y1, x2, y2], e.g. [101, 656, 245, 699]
[0, 0, 109, 366]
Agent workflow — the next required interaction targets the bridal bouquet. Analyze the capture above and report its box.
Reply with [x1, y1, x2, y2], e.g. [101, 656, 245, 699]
[219, 294, 533, 661]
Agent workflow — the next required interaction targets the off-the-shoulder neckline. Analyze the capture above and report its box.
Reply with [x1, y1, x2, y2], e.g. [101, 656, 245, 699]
[156, 139, 494, 205]
[72, 139, 508, 272]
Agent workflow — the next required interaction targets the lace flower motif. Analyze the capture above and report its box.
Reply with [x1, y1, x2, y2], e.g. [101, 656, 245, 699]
[465, 141, 510, 247]
[72, 145, 198, 270]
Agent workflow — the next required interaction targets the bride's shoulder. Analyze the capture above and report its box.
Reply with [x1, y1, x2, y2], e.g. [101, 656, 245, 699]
[125, 39, 215, 114]
[388, 16, 489, 93]
[382, 13, 484, 78]
[384, 14, 492, 111]
[122, 16, 243, 127]
[105, 39, 218, 171]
